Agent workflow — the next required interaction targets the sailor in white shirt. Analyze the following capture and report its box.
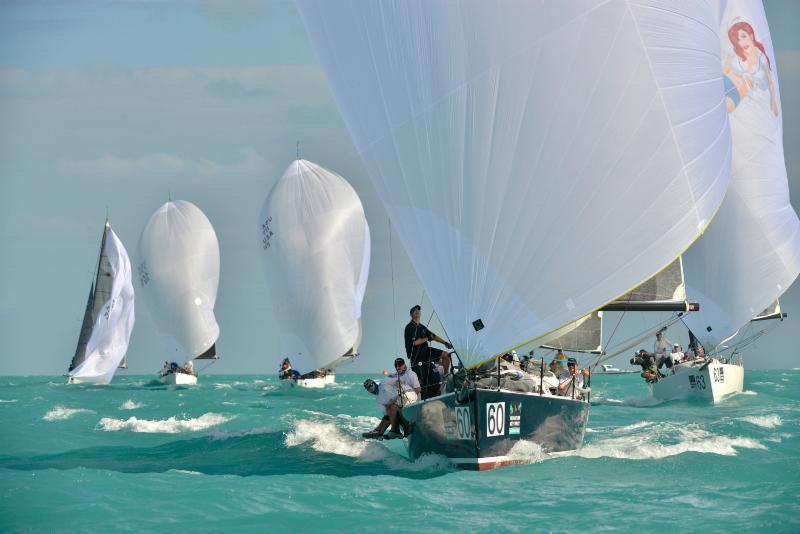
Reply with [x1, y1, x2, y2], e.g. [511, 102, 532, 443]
[669, 344, 684, 372]
[362, 358, 420, 440]
[558, 358, 590, 399]
[654, 331, 673, 366]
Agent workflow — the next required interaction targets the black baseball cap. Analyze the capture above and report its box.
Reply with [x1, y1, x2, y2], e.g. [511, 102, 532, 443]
[409, 305, 421, 315]
[394, 357, 406, 367]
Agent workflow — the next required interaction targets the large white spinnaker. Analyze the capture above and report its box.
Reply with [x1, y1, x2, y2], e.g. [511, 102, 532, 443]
[683, 0, 800, 350]
[68, 223, 135, 384]
[259, 159, 371, 372]
[297, 0, 731, 367]
[137, 201, 220, 361]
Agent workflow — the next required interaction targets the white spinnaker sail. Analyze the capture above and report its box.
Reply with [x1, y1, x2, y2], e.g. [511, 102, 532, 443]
[137, 201, 220, 361]
[69, 226, 135, 384]
[297, 0, 731, 367]
[259, 159, 371, 371]
[683, 0, 800, 349]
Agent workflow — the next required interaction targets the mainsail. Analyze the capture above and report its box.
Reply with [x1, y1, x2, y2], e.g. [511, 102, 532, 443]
[752, 300, 784, 322]
[137, 201, 221, 361]
[259, 159, 371, 372]
[541, 312, 603, 354]
[297, 0, 731, 367]
[603, 257, 692, 311]
[68, 222, 135, 384]
[683, 0, 800, 349]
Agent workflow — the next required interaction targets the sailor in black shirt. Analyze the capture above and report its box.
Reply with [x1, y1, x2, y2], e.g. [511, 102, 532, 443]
[404, 304, 452, 400]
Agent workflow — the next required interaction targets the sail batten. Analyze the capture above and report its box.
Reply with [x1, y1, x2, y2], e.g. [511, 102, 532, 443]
[298, 0, 731, 367]
[259, 159, 370, 373]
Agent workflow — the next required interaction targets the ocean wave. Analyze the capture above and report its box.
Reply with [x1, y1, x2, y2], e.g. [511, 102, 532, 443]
[738, 415, 782, 429]
[214, 383, 232, 389]
[575, 423, 765, 460]
[740, 390, 758, 396]
[42, 406, 93, 421]
[764, 432, 792, 443]
[207, 427, 273, 440]
[119, 400, 144, 410]
[506, 439, 548, 464]
[284, 420, 449, 471]
[0, 399, 18, 403]
[97, 412, 233, 433]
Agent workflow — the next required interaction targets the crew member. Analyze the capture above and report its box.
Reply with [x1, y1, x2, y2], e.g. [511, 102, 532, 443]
[362, 358, 419, 439]
[654, 331, 672, 367]
[404, 304, 452, 400]
[631, 349, 659, 383]
[558, 357, 590, 398]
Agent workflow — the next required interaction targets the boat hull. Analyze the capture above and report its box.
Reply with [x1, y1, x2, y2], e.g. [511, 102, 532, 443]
[160, 372, 198, 386]
[280, 373, 335, 389]
[650, 359, 743, 403]
[402, 389, 589, 470]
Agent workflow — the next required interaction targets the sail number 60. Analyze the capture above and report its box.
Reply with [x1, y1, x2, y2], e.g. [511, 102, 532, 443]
[486, 402, 506, 437]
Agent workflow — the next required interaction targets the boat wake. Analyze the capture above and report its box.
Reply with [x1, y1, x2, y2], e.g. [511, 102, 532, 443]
[97, 412, 233, 433]
[574, 421, 765, 460]
[285, 419, 450, 472]
[42, 406, 93, 421]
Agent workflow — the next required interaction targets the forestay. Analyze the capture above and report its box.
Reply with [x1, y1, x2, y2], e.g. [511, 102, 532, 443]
[137, 201, 220, 361]
[297, 0, 730, 367]
[69, 224, 136, 384]
[683, 0, 800, 349]
[259, 159, 371, 371]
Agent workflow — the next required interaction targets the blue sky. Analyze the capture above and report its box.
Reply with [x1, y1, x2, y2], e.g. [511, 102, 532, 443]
[1, 0, 798, 375]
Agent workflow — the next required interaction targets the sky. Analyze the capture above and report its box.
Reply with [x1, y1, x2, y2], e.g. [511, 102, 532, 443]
[0, 0, 798, 375]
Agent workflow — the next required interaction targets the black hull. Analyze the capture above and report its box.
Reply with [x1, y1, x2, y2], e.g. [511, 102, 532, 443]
[402, 389, 589, 470]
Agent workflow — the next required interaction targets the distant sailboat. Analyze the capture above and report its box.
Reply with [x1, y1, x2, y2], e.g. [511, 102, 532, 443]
[298, 1, 731, 468]
[259, 158, 370, 388]
[68, 220, 135, 385]
[137, 201, 221, 386]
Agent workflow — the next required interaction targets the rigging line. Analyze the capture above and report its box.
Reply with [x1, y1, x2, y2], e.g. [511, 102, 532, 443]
[594, 308, 627, 370]
[388, 217, 398, 355]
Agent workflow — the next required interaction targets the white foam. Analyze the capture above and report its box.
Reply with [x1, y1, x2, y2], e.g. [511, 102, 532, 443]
[616, 421, 655, 433]
[169, 469, 202, 475]
[575, 424, 765, 460]
[214, 383, 232, 389]
[765, 432, 792, 443]
[221, 401, 238, 406]
[284, 420, 449, 471]
[0, 399, 17, 403]
[98, 412, 233, 433]
[739, 415, 782, 428]
[119, 400, 144, 410]
[506, 439, 549, 464]
[208, 426, 272, 440]
[740, 390, 758, 396]
[43, 406, 93, 421]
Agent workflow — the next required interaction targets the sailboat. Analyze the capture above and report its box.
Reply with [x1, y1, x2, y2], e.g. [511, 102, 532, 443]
[259, 158, 370, 388]
[137, 200, 221, 386]
[67, 219, 135, 385]
[652, 0, 800, 403]
[297, 1, 732, 468]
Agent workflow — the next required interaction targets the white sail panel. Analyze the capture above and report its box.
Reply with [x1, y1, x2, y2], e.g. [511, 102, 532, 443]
[259, 159, 371, 371]
[683, 0, 800, 349]
[137, 201, 220, 360]
[69, 228, 135, 384]
[297, 0, 730, 366]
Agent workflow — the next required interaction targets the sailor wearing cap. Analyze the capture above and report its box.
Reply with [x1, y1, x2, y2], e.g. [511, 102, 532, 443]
[361, 358, 420, 440]
[668, 343, 684, 371]
[558, 357, 590, 398]
[404, 304, 453, 400]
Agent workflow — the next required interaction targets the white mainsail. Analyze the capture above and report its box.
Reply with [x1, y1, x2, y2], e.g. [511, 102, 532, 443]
[297, 0, 731, 367]
[683, 0, 800, 349]
[137, 201, 220, 362]
[68, 222, 135, 384]
[259, 159, 371, 372]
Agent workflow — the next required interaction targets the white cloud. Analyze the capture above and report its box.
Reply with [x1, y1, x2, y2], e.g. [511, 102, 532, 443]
[59, 147, 268, 179]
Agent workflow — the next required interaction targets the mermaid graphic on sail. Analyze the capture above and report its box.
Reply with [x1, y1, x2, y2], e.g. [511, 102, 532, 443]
[723, 18, 779, 118]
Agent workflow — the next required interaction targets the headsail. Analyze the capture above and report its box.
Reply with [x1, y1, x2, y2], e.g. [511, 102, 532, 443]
[259, 159, 371, 371]
[68, 223, 135, 384]
[683, 0, 800, 349]
[752, 300, 784, 322]
[297, 0, 731, 367]
[137, 201, 221, 361]
[603, 257, 693, 311]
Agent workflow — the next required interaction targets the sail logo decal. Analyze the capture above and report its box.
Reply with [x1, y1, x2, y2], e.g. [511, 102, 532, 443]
[486, 402, 505, 437]
[455, 406, 474, 440]
[261, 216, 275, 250]
[137, 262, 150, 287]
[508, 402, 522, 435]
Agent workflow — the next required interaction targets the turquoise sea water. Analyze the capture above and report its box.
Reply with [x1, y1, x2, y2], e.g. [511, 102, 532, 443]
[1, 370, 798, 533]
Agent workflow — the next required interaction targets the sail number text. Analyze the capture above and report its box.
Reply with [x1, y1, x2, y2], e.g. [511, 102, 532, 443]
[455, 406, 473, 440]
[486, 402, 505, 437]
